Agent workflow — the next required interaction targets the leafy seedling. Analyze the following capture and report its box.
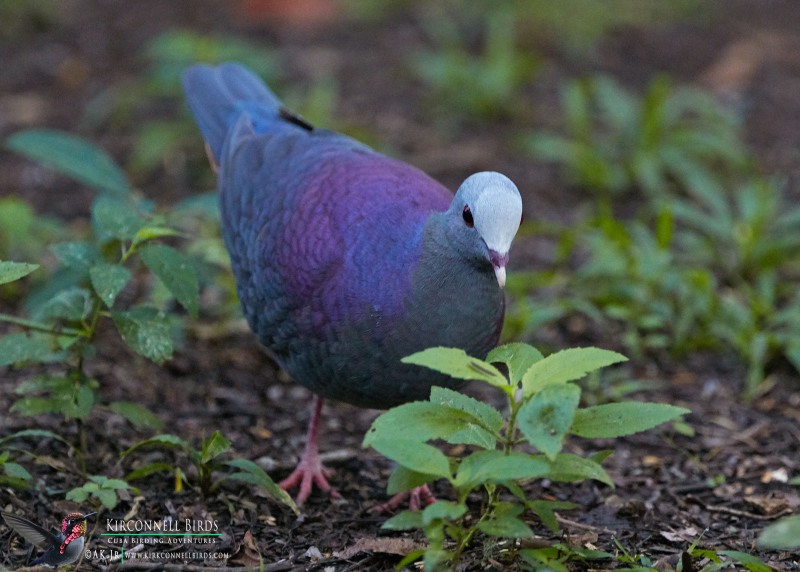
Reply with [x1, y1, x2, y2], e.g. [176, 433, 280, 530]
[413, 6, 539, 127]
[122, 431, 298, 514]
[364, 343, 689, 570]
[526, 75, 751, 202]
[66, 475, 136, 511]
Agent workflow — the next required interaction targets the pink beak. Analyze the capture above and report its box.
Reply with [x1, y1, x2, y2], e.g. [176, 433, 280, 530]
[489, 250, 509, 288]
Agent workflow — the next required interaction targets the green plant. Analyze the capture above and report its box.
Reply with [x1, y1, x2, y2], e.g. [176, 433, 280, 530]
[0, 197, 64, 269]
[689, 548, 773, 572]
[673, 177, 800, 285]
[712, 274, 800, 396]
[0, 430, 71, 491]
[1, 129, 204, 464]
[121, 431, 298, 513]
[508, 208, 718, 360]
[509, 177, 800, 395]
[412, 7, 539, 125]
[66, 475, 135, 511]
[0, 449, 32, 490]
[526, 75, 750, 201]
[758, 515, 800, 550]
[363, 343, 689, 570]
[512, 0, 704, 55]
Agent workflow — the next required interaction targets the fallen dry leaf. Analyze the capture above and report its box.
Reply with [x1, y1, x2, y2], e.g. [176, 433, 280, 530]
[660, 526, 700, 543]
[335, 536, 427, 560]
[229, 529, 262, 567]
[744, 495, 789, 515]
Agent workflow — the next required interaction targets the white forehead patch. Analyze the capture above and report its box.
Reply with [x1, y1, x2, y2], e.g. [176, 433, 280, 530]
[471, 176, 522, 254]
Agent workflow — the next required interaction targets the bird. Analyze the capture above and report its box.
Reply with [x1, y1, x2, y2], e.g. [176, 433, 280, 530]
[1, 510, 96, 568]
[181, 62, 523, 506]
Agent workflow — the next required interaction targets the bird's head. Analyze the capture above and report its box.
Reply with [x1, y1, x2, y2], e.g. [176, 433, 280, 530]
[447, 172, 523, 288]
[61, 512, 95, 539]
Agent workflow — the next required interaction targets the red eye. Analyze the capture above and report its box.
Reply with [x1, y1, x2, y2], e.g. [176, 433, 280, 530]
[462, 205, 474, 227]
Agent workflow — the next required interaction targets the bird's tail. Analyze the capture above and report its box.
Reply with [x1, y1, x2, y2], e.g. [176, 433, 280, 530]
[181, 63, 282, 162]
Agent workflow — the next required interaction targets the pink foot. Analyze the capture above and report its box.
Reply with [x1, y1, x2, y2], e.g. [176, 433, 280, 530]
[279, 396, 341, 505]
[371, 484, 436, 513]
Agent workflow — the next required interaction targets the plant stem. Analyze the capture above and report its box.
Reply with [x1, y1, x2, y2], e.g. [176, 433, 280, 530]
[504, 394, 523, 453]
[0, 312, 82, 336]
[452, 485, 501, 566]
[75, 418, 87, 475]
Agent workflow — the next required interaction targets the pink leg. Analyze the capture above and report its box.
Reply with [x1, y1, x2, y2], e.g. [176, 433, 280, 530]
[371, 484, 436, 513]
[279, 395, 341, 505]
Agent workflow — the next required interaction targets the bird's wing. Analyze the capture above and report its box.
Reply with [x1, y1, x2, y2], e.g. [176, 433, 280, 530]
[1, 511, 61, 548]
[218, 115, 452, 346]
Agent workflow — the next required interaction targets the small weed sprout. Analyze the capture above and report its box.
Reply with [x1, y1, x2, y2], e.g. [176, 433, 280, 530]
[122, 431, 298, 513]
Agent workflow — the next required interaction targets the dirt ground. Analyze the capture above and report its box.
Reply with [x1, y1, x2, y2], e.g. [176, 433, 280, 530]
[1, 1, 799, 570]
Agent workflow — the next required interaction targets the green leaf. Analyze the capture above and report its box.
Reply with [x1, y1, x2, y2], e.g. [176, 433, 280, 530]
[527, 500, 578, 534]
[487, 343, 543, 385]
[382, 510, 423, 531]
[139, 243, 199, 318]
[201, 431, 231, 464]
[90, 476, 131, 490]
[224, 458, 299, 514]
[367, 438, 451, 479]
[126, 462, 174, 481]
[90, 263, 131, 308]
[543, 453, 614, 487]
[521, 347, 627, 398]
[95, 488, 119, 510]
[517, 383, 580, 461]
[446, 424, 497, 449]
[49, 242, 99, 270]
[65, 486, 89, 503]
[121, 434, 190, 458]
[11, 397, 60, 416]
[6, 129, 132, 197]
[718, 551, 772, 572]
[2, 463, 32, 481]
[108, 401, 163, 430]
[35, 287, 91, 322]
[91, 196, 146, 242]
[0, 261, 39, 285]
[423, 550, 453, 572]
[0, 332, 59, 366]
[476, 502, 534, 539]
[454, 450, 549, 490]
[112, 306, 173, 364]
[387, 464, 438, 495]
[758, 515, 800, 549]
[422, 500, 466, 525]
[131, 225, 181, 249]
[429, 386, 504, 433]
[571, 402, 691, 438]
[363, 401, 478, 447]
[62, 384, 95, 420]
[0, 429, 70, 447]
[402, 347, 507, 387]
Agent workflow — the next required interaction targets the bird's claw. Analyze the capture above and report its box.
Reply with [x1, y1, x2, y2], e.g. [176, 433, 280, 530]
[279, 455, 340, 505]
[371, 484, 436, 513]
